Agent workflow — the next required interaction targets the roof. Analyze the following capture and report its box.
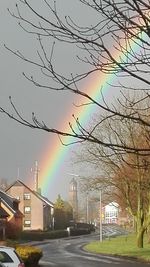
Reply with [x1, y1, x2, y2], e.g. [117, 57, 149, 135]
[0, 190, 19, 214]
[33, 191, 54, 207]
[0, 190, 23, 217]
[6, 180, 54, 208]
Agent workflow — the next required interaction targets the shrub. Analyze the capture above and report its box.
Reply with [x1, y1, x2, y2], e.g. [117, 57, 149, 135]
[16, 245, 43, 266]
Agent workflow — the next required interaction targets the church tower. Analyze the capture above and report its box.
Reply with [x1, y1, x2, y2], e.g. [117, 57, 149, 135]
[69, 177, 78, 221]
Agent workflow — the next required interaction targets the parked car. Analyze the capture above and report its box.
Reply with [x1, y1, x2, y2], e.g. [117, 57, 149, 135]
[0, 246, 25, 267]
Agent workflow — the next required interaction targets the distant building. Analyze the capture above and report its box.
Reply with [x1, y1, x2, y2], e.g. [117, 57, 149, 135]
[5, 180, 54, 231]
[103, 202, 119, 224]
[69, 178, 78, 221]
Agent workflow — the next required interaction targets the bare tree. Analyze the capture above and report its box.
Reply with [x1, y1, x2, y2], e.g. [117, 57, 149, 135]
[73, 94, 150, 248]
[2, 0, 150, 153]
[3, 1, 150, 246]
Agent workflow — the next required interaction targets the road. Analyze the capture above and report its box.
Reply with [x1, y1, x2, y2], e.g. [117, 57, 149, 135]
[36, 230, 150, 267]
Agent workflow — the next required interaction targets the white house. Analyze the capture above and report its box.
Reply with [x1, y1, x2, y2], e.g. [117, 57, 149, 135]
[104, 202, 119, 224]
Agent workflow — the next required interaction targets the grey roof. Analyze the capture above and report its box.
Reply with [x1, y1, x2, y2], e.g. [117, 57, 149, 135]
[33, 191, 54, 207]
[0, 190, 19, 214]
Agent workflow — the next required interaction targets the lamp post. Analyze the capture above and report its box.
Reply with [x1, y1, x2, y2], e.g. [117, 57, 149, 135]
[86, 192, 89, 223]
[99, 189, 102, 242]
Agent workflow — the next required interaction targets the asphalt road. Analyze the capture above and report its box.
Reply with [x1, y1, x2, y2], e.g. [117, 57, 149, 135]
[36, 232, 150, 267]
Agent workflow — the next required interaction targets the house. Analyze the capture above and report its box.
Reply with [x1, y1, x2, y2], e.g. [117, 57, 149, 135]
[0, 190, 23, 238]
[0, 190, 23, 226]
[103, 202, 119, 224]
[5, 180, 54, 231]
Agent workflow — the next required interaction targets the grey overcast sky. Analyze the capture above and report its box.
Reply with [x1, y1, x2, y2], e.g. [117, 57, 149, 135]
[0, 0, 99, 202]
[0, 0, 118, 203]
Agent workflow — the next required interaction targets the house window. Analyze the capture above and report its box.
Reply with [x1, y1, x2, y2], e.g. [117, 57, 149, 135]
[105, 210, 118, 218]
[51, 208, 54, 215]
[24, 193, 31, 200]
[24, 206, 31, 214]
[24, 220, 31, 227]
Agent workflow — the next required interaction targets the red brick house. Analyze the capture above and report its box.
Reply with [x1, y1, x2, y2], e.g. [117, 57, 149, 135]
[6, 180, 54, 231]
[0, 190, 23, 238]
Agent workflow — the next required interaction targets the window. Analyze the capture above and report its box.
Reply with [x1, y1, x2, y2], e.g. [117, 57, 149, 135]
[24, 193, 31, 200]
[24, 206, 31, 214]
[72, 185, 76, 191]
[24, 220, 31, 227]
[0, 251, 13, 263]
[51, 208, 54, 215]
[105, 211, 118, 218]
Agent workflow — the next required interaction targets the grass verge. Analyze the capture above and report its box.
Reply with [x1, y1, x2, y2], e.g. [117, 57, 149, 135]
[84, 234, 150, 262]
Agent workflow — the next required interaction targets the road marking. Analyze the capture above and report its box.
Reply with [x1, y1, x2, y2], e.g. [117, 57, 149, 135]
[39, 260, 57, 266]
[78, 254, 119, 264]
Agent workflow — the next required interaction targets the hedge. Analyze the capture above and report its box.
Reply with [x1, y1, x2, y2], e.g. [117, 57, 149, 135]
[20, 229, 68, 241]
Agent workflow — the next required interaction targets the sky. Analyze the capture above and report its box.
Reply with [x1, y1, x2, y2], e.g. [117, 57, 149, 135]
[0, 0, 120, 201]
[0, 0, 103, 202]
[0, 1, 147, 207]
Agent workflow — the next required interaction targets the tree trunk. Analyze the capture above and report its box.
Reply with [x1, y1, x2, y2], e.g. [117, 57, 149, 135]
[136, 228, 145, 248]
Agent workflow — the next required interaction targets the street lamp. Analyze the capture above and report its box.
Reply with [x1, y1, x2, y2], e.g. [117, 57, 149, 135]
[99, 189, 102, 242]
[86, 192, 89, 224]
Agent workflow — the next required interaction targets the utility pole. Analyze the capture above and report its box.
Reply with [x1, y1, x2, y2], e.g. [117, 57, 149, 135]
[34, 161, 40, 192]
[17, 167, 20, 179]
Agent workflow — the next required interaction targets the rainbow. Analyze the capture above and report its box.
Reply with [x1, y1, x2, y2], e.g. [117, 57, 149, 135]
[39, 73, 111, 197]
[38, 32, 147, 198]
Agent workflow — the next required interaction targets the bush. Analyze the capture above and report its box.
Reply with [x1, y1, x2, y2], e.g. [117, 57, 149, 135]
[16, 245, 43, 266]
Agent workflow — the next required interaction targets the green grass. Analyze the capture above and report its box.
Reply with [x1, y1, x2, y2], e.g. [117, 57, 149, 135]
[84, 234, 150, 262]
